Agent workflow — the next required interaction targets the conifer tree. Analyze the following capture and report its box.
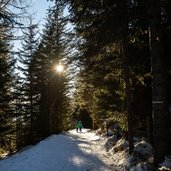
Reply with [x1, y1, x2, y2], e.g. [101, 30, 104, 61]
[36, 1, 71, 136]
[17, 18, 39, 145]
[0, 0, 33, 152]
[0, 26, 15, 153]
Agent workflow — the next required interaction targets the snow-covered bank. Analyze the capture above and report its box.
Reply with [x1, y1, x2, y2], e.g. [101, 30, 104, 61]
[0, 129, 170, 171]
[96, 131, 171, 171]
[99, 135, 154, 170]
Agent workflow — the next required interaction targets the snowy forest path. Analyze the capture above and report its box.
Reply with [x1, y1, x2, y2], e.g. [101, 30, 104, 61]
[68, 129, 117, 171]
[0, 129, 117, 171]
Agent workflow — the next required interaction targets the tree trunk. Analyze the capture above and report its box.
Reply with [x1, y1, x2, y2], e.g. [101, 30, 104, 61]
[147, 112, 153, 144]
[148, 0, 169, 165]
[121, 40, 134, 154]
[121, 0, 134, 154]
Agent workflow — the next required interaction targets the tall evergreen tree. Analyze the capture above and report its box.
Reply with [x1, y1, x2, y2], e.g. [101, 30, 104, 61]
[36, 1, 71, 136]
[0, 26, 15, 153]
[17, 18, 39, 145]
[0, 0, 33, 153]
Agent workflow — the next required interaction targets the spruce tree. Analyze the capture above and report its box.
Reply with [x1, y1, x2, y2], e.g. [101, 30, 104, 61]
[0, 27, 15, 153]
[17, 18, 39, 145]
[36, 1, 71, 136]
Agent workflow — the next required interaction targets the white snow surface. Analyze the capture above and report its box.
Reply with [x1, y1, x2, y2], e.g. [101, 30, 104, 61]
[0, 129, 115, 171]
[0, 128, 171, 171]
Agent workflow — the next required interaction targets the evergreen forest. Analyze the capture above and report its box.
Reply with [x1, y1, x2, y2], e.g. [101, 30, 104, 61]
[0, 0, 171, 167]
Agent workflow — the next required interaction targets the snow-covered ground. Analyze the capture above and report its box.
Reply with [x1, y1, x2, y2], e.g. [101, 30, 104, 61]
[0, 129, 115, 171]
[0, 129, 171, 171]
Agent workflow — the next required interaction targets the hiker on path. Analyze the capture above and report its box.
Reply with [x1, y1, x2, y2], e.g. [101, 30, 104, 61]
[76, 121, 83, 132]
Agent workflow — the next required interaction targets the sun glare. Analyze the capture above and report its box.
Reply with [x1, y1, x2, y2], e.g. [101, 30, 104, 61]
[55, 64, 64, 73]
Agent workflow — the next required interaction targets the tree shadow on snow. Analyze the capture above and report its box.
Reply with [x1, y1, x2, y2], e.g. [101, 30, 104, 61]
[53, 133, 114, 171]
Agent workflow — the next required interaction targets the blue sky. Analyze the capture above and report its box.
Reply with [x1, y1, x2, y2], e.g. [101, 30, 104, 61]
[31, 0, 54, 30]
[14, 0, 54, 50]
[13, 0, 54, 72]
